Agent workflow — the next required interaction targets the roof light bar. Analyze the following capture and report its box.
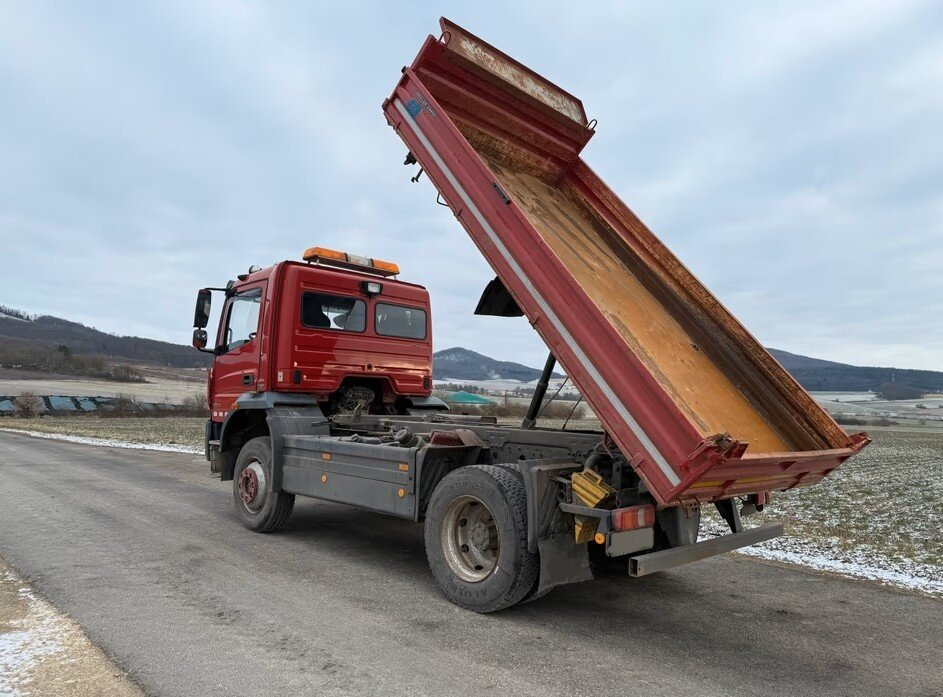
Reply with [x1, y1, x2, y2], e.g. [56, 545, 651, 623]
[302, 246, 400, 277]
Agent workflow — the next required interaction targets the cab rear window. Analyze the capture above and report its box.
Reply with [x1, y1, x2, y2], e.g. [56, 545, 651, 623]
[301, 292, 366, 332]
[375, 303, 426, 339]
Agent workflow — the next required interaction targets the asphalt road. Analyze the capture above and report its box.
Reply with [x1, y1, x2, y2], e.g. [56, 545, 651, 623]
[1, 431, 940, 697]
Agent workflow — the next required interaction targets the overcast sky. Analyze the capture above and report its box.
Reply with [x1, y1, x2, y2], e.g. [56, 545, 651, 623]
[2, 1, 941, 371]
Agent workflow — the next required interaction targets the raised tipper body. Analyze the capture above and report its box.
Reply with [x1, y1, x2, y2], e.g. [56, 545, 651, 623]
[382, 18, 868, 507]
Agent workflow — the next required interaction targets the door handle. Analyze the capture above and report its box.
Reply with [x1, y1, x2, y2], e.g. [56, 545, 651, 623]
[242, 373, 254, 385]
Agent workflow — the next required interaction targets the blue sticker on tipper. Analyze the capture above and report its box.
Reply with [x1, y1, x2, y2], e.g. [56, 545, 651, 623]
[406, 99, 422, 119]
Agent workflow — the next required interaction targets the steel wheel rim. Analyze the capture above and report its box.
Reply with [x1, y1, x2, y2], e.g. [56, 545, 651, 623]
[440, 495, 499, 583]
[237, 459, 268, 513]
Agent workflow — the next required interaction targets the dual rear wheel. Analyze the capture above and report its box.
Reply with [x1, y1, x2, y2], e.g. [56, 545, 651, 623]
[424, 465, 539, 613]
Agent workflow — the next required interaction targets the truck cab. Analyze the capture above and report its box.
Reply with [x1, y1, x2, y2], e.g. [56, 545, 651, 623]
[193, 246, 441, 474]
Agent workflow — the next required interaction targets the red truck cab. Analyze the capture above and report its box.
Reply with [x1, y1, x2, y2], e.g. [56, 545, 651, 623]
[195, 247, 437, 438]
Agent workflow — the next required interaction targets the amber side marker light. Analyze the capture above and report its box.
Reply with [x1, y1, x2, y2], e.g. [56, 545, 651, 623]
[303, 246, 400, 277]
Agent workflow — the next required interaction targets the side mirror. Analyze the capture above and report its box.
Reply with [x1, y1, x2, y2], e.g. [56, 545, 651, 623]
[193, 289, 212, 329]
[192, 328, 208, 350]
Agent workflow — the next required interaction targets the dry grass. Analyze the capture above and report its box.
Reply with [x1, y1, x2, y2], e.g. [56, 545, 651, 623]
[0, 416, 205, 450]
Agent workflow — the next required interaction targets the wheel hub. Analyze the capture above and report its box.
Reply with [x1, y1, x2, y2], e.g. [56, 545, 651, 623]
[468, 521, 491, 548]
[237, 460, 267, 512]
[238, 469, 258, 503]
[441, 495, 499, 583]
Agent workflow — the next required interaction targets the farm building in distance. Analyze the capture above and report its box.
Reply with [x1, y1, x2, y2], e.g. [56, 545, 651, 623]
[443, 390, 496, 406]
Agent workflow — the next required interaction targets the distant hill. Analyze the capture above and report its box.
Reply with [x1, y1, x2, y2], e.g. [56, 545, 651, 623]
[436, 345, 943, 394]
[767, 348, 943, 393]
[0, 310, 208, 369]
[2, 304, 939, 393]
[434, 347, 563, 382]
[766, 348, 848, 371]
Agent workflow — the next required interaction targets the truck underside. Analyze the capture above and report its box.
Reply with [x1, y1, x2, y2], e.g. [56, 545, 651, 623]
[216, 401, 781, 611]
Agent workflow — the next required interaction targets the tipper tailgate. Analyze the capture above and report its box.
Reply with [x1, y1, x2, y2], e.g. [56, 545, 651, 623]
[383, 18, 869, 506]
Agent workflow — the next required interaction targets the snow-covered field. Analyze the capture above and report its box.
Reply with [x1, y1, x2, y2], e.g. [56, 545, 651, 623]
[700, 518, 943, 596]
[702, 427, 943, 596]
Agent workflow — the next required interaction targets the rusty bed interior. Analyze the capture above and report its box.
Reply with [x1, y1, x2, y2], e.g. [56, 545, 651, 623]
[477, 149, 794, 453]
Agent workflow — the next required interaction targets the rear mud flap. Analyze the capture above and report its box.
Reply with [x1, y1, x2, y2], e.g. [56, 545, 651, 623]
[534, 533, 593, 598]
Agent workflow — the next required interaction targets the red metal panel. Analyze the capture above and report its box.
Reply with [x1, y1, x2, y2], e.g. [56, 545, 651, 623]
[383, 20, 869, 505]
[674, 432, 870, 503]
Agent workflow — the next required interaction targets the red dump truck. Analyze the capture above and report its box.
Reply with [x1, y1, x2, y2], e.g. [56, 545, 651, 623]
[192, 18, 869, 612]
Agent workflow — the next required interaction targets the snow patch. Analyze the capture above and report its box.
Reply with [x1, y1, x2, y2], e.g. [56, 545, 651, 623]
[700, 519, 943, 597]
[0, 428, 200, 454]
[0, 570, 67, 694]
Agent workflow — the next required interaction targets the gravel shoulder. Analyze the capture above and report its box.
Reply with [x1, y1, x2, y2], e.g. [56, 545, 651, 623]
[0, 559, 144, 697]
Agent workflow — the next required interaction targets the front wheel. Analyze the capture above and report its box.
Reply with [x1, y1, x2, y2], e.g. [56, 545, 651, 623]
[233, 437, 294, 533]
[424, 465, 538, 613]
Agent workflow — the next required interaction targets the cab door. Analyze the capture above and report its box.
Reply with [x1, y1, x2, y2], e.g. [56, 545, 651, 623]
[212, 284, 264, 414]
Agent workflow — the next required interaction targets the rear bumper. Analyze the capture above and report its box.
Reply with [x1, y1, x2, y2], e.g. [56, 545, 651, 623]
[629, 523, 783, 577]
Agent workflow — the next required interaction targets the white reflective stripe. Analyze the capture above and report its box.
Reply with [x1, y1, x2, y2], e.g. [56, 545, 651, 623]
[393, 99, 680, 487]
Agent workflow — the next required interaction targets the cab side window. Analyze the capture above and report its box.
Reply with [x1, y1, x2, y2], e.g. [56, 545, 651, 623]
[301, 292, 366, 332]
[375, 303, 426, 339]
[222, 289, 262, 351]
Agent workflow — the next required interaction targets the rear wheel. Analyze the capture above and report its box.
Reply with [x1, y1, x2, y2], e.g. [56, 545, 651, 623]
[424, 465, 538, 613]
[233, 437, 294, 533]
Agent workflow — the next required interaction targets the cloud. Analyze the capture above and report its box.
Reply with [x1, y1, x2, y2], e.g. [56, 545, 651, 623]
[1, 1, 941, 371]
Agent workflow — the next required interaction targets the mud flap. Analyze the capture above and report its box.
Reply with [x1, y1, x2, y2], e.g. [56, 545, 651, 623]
[505, 459, 593, 599]
[535, 533, 593, 597]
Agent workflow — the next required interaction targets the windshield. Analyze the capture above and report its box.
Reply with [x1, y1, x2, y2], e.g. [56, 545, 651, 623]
[222, 289, 262, 351]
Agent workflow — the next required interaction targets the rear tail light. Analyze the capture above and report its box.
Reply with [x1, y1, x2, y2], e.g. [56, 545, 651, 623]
[612, 504, 655, 531]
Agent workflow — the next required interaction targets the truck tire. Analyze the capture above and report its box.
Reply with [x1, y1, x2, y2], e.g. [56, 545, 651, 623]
[232, 437, 294, 533]
[424, 465, 538, 613]
[492, 462, 543, 603]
